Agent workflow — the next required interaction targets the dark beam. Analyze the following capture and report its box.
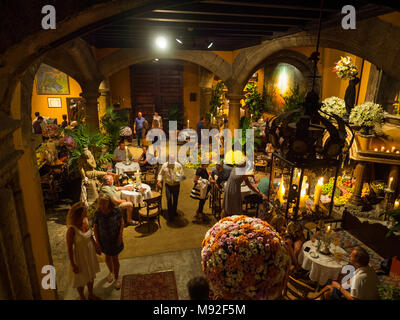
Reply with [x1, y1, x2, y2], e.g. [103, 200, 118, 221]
[199, 0, 338, 12]
[130, 16, 298, 27]
[152, 9, 320, 21]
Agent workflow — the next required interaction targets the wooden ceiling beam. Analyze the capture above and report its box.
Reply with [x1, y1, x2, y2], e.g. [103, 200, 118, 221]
[198, 0, 338, 12]
[151, 9, 320, 21]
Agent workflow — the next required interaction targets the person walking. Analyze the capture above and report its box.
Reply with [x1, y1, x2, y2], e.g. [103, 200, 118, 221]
[191, 163, 210, 223]
[93, 196, 125, 290]
[66, 202, 101, 300]
[157, 154, 184, 221]
[133, 112, 146, 147]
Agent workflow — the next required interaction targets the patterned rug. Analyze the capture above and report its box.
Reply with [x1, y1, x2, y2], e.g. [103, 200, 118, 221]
[120, 270, 179, 300]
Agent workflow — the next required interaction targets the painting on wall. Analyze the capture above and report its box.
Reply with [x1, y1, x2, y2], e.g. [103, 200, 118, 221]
[36, 63, 70, 95]
[47, 97, 62, 108]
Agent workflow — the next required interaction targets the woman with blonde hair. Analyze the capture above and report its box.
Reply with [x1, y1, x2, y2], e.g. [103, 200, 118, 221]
[66, 202, 101, 300]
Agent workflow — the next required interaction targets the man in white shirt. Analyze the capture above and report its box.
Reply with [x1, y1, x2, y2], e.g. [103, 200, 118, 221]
[323, 246, 380, 300]
[157, 154, 184, 221]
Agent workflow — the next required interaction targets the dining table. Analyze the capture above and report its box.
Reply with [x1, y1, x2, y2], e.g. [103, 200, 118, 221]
[298, 240, 349, 286]
[115, 161, 140, 175]
[120, 183, 152, 207]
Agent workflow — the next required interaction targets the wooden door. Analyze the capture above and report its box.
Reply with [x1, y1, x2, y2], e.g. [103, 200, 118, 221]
[130, 60, 183, 128]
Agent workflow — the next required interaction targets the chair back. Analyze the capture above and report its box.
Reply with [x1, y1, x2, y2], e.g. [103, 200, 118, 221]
[243, 193, 262, 217]
[144, 195, 162, 212]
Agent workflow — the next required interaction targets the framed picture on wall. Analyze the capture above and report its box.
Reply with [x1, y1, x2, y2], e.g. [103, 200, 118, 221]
[36, 63, 70, 95]
[48, 97, 62, 108]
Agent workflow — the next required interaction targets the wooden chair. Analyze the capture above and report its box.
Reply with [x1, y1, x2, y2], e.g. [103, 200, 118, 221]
[209, 183, 223, 220]
[243, 193, 262, 217]
[138, 195, 162, 233]
[142, 164, 158, 189]
[282, 273, 329, 300]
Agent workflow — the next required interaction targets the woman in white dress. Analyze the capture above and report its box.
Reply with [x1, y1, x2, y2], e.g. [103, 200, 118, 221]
[66, 202, 101, 300]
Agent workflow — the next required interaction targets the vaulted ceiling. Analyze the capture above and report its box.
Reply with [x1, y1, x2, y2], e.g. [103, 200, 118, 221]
[84, 0, 395, 51]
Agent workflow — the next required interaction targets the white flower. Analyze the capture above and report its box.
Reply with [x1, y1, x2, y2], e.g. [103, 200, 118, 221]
[319, 96, 346, 119]
[349, 102, 383, 127]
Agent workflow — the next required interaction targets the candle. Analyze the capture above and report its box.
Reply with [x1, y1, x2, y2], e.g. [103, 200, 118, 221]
[389, 177, 394, 189]
[374, 148, 378, 152]
[135, 169, 141, 186]
[392, 146, 396, 152]
[397, 151, 400, 154]
[296, 171, 301, 187]
[327, 225, 331, 233]
[386, 149, 390, 153]
[187, 119, 190, 128]
[314, 177, 323, 206]
[299, 186, 308, 209]
[394, 200, 400, 210]
[381, 146, 385, 152]
[278, 176, 285, 204]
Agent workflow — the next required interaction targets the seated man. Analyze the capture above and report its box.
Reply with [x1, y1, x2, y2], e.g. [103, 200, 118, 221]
[99, 175, 139, 226]
[323, 246, 380, 300]
[113, 141, 130, 162]
[209, 162, 232, 187]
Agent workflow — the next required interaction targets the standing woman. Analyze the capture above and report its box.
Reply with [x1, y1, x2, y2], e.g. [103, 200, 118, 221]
[221, 158, 267, 218]
[192, 163, 210, 223]
[66, 202, 101, 300]
[93, 196, 125, 290]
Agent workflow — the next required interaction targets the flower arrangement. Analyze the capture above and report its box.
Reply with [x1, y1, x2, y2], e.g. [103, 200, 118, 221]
[332, 56, 358, 80]
[319, 96, 347, 119]
[201, 215, 291, 300]
[349, 102, 384, 128]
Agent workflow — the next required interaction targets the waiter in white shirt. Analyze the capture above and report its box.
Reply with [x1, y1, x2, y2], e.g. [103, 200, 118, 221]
[157, 154, 184, 221]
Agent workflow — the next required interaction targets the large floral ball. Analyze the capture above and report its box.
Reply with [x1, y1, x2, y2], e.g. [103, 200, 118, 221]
[201, 215, 291, 300]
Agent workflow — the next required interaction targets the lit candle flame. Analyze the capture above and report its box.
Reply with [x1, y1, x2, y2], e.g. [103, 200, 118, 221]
[318, 177, 323, 185]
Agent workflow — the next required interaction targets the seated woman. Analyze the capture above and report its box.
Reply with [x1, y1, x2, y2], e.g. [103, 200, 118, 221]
[284, 221, 306, 272]
[138, 146, 151, 171]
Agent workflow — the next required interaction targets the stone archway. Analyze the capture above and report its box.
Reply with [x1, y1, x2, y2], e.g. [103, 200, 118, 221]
[98, 48, 231, 81]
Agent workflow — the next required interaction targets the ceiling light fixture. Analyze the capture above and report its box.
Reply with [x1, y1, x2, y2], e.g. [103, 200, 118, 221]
[176, 38, 183, 44]
[155, 36, 168, 49]
[207, 42, 213, 49]
[154, 58, 159, 62]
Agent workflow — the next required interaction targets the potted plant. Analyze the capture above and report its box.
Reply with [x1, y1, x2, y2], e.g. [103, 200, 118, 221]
[349, 102, 384, 151]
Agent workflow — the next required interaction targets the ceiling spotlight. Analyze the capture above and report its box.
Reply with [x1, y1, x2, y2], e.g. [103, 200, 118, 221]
[155, 36, 168, 49]
[154, 58, 159, 62]
[176, 38, 183, 44]
[207, 42, 214, 49]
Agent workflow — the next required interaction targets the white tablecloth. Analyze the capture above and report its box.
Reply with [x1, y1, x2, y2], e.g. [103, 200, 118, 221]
[115, 162, 140, 175]
[298, 240, 348, 286]
[120, 183, 152, 207]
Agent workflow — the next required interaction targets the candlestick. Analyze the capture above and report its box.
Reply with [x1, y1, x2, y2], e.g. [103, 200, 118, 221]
[187, 119, 190, 128]
[394, 200, 399, 210]
[314, 177, 323, 207]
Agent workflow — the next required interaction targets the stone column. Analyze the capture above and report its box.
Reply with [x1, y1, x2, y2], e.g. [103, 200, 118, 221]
[227, 93, 243, 133]
[80, 88, 100, 130]
[200, 87, 213, 122]
[349, 161, 368, 206]
[98, 79, 111, 125]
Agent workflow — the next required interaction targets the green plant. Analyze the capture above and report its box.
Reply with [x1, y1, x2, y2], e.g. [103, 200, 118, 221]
[208, 81, 225, 121]
[167, 103, 184, 130]
[378, 282, 400, 300]
[281, 84, 307, 113]
[380, 208, 400, 237]
[100, 107, 130, 153]
[64, 124, 113, 172]
[231, 116, 262, 154]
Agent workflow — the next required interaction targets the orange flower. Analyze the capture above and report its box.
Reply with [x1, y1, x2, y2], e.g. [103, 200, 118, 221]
[233, 215, 247, 223]
[240, 224, 254, 232]
[237, 235, 249, 247]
